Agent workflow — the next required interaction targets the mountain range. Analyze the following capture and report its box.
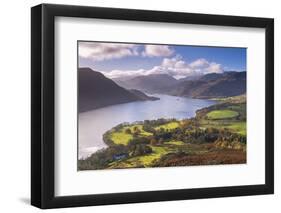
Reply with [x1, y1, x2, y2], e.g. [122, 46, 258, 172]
[79, 67, 246, 112]
[79, 68, 158, 112]
[114, 71, 246, 99]
[165, 71, 246, 98]
[113, 74, 178, 93]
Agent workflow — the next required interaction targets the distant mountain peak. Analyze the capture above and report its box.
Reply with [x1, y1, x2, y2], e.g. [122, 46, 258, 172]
[165, 71, 246, 98]
[113, 73, 178, 93]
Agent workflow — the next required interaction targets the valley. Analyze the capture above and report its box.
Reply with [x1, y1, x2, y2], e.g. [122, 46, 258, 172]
[78, 67, 246, 170]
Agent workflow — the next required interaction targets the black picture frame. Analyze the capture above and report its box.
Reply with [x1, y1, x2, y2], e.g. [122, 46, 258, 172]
[31, 3, 274, 209]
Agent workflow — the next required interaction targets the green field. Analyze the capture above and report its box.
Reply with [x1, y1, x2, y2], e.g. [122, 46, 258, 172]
[227, 122, 246, 136]
[206, 110, 239, 120]
[110, 124, 152, 145]
[126, 146, 170, 166]
[110, 131, 133, 145]
[165, 140, 185, 145]
[126, 125, 152, 136]
[109, 146, 171, 168]
[155, 121, 179, 130]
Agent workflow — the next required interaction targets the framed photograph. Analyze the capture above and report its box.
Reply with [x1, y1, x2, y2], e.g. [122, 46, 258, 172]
[31, 4, 274, 209]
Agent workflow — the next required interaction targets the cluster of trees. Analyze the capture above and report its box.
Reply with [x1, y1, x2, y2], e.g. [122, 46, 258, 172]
[122, 118, 246, 148]
[122, 120, 246, 149]
[125, 126, 141, 136]
[142, 119, 177, 133]
[143, 118, 176, 126]
[149, 126, 245, 146]
[169, 127, 246, 145]
[108, 119, 173, 133]
[129, 143, 152, 157]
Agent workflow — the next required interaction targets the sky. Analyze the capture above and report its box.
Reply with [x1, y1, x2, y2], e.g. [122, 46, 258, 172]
[78, 41, 246, 79]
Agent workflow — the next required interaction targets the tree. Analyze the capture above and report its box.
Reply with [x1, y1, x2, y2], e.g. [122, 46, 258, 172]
[150, 138, 157, 145]
[125, 128, 132, 134]
[130, 144, 152, 157]
[133, 127, 141, 136]
[158, 138, 164, 145]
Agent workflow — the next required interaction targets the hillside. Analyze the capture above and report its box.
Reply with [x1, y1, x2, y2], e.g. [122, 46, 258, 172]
[114, 74, 178, 93]
[165, 71, 246, 98]
[129, 89, 159, 101]
[79, 68, 158, 112]
[113, 71, 246, 99]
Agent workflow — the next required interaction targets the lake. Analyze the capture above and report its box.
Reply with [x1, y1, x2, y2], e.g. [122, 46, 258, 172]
[79, 94, 216, 159]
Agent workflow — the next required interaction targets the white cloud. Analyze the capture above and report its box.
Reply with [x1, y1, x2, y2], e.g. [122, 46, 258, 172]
[205, 62, 224, 73]
[162, 57, 184, 68]
[103, 56, 223, 79]
[79, 42, 174, 61]
[103, 69, 147, 79]
[190, 58, 209, 68]
[142, 45, 174, 57]
[79, 42, 139, 61]
[79, 42, 223, 78]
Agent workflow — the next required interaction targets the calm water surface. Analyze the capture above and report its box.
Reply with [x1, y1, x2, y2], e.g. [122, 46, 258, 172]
[79, 94, 216, 159]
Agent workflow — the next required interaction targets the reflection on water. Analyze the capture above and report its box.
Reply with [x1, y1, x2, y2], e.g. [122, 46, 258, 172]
[79, 94, 216, 159]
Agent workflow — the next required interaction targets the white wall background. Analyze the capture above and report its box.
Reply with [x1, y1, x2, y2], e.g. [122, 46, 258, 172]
[0, 0, 279, 212]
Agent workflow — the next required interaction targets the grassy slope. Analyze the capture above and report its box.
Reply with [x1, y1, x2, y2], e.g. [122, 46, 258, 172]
[108, 122, 180, 168]
[206, 110, 239, 120]
[109, 146, 170, 168]
[110, 132, 133, 145]
[110, 124, 152, 145]
[126, 124, 153, 136]
[198, 94, 246, 136]
[227, 122, 246, 136]
[155, 122, 179, 130]
[108, 141, 207, 169]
